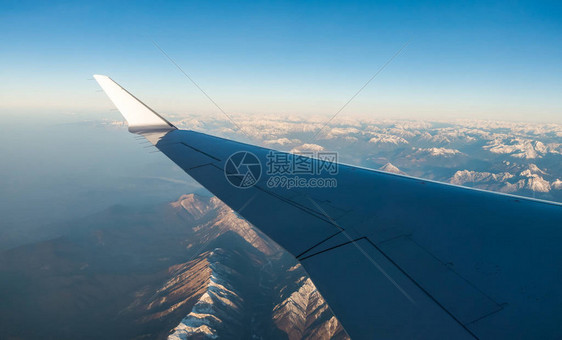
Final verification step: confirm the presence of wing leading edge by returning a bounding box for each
[95,75,562,339]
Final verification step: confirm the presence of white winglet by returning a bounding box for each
[93,75,176,134]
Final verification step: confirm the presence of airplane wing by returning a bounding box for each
[94,75,562,339]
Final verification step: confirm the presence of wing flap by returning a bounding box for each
[300,239,476,339]
[378,236,503,325]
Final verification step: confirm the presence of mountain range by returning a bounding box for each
[0,194,347,339]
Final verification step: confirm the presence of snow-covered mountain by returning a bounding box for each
[449,163,561,194]
[166,194,348,339]
[379,162,406,175]
[415,147,463,157]
[99,115,562,203]
[272,263,348,340]
[167,249,247,340]
[0,193,348,339]
[368,133,409,145]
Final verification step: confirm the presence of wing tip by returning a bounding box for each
[93,74,176,134]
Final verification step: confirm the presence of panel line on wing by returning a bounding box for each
[296,230,344,259]
[180,142,221,161]
[299,237,367,260]
[305,195,416,305]
[465,307,505,326]
[365,237,481,338]
[187,163,216,171]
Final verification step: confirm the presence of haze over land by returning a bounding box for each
[1,112,560,338]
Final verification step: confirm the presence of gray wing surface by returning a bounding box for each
[95,75,562,339]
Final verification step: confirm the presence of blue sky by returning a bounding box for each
[1,0,561,122]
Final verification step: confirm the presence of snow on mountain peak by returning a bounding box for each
[416,147,463,157]
[450,170,514,185]
[290,143,325,153]
[379,162,406,175]
[520,163,547,176]
[264,137,301,146]
[527,176,551,193]
[450,166,557,193]
[483,138,555,159]
[168,249,243,340]
[368,133,408,145]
